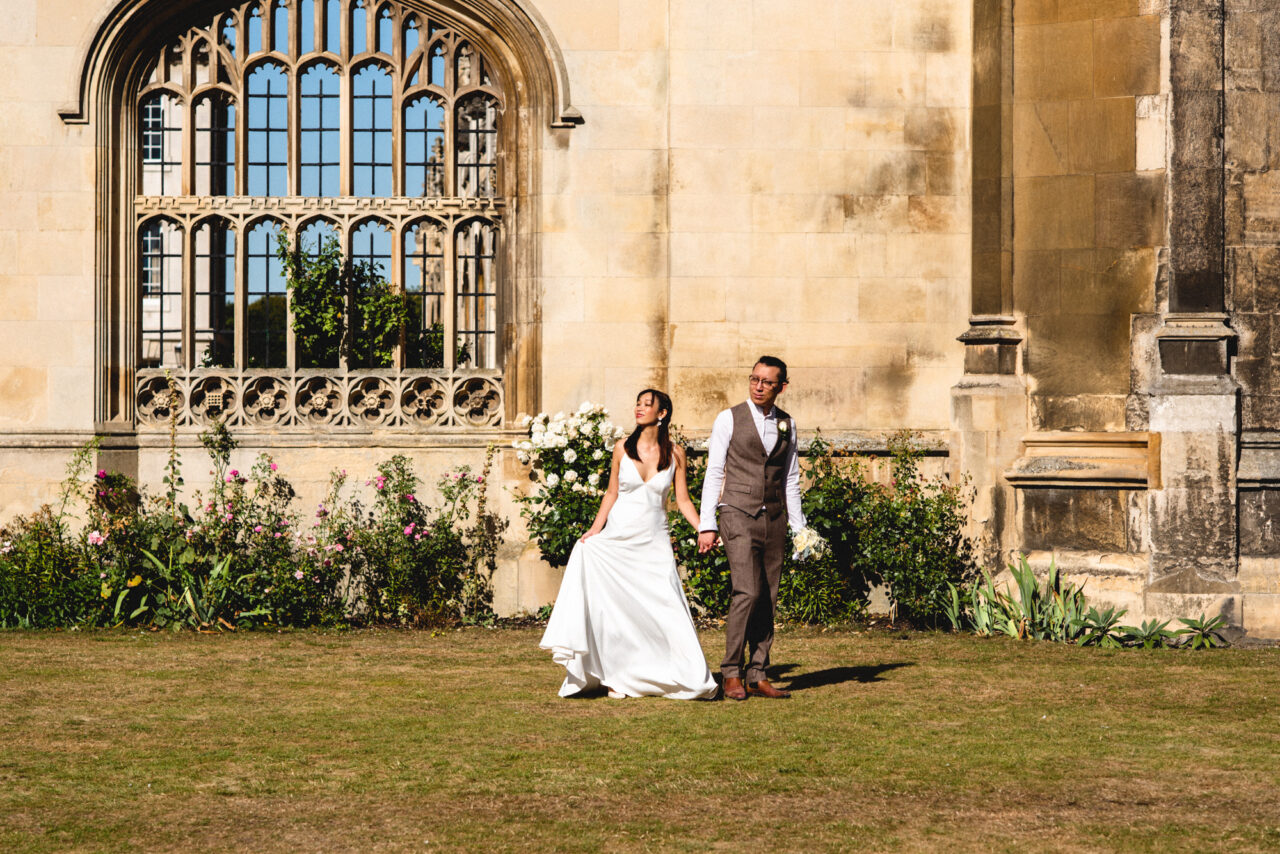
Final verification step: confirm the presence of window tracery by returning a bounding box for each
[131,0,507,430]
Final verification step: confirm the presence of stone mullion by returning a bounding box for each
[285,218,298,372]
[339,56,352,198]
[289,0,301,60]
[391,36,404,198]
[288,62,302,202]
[181,40,195,198]
[443,38,456,198]
[234,39,248,199]
[182,223,195,371]
[234,215,247,371]
[443,215,456,372]
[391,218,406,368]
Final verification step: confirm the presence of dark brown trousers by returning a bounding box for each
[718,502,787,682]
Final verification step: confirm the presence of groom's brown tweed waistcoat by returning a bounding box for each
[720,401,791,518]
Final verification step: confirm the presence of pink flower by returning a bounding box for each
[96,470,107,479]
[404,523,415,536]
[224,513,233,522]
[229,469,239,478]
[274,532,282,538]
[404,494,416,503]
[294,570,304,580]
[253,525,263,533]
[333,543,344,552]
[269,462,278,472]
[87,531,106,546]
[476,476,484,483]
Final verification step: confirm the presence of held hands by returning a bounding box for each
[697,530,721,554]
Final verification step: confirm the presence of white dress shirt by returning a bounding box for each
[698,400,806,533]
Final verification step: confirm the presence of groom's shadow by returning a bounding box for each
[765,661,914,692]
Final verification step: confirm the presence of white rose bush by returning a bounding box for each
[512,403,626,566]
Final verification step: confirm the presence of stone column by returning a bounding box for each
[1141,0,1241,623]
[951,316,1026,569]
[954,0,1026,570]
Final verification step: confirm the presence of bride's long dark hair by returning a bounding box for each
[624,388,674,472]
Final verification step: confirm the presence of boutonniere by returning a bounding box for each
[778,420,789,439]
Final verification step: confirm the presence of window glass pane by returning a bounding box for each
[455,220,497,369]
[377,6,393,54]
[300,219,339,255]
[430,43,445,86]
[195,94,236,196]
[404,221,445,368]
[324,0,340,52]
[352,65,392,196]
[273,0,290,54]
[351,219,391,281]
[194,41,212,87]
[351,220,392,368]
[351,0,367,54]
[404,96,444,198]
[140,92,183,196]
[248,5,264,54]
[220,15,237,57]
[300,64,340,196]
[140,219,184,369]
[247,63,289,196]
[455,94,498,199]
[297,220,341,366]
[246,220,287,368]
[194,221,236,368]
[300,0,315,52]
[403,15,419,56]
[456,44,477,88]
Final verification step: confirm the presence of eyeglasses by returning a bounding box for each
[748,375,782,389]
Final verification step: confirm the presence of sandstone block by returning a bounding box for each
[1013,102,1070,178]
[1013,175,1095,251]
[1014,21,1093,103]
[669,277,728,323]
[1068,97,1136,174]
[1093,15,1161,97]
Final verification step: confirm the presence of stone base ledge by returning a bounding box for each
[1004,432,1160,489]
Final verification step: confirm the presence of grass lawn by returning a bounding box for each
[2,627,1279,853]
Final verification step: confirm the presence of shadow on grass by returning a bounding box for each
[769,662,914,692]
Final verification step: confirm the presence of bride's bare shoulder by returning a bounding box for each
[671,444,687,464]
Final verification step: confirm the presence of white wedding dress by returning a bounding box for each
[539,455,718,699]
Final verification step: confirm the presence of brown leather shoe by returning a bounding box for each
[723,676,747,701]
[747,679,791,699]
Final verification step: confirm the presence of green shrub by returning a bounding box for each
[512,405,625,568]
[0,422,503,630]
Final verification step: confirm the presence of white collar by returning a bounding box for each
[747,399,776,420]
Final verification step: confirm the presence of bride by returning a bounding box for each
[539,389,719,700]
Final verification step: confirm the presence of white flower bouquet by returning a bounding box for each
[791,525,829,562]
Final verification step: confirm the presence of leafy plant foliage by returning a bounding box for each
[277,233,409,368]
[946,554,1230,650]
[0,414,504,630]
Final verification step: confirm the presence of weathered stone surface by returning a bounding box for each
[1239,489,1280,555]
[1020,487,1131,552]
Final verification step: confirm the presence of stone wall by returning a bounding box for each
[0,0,975,615]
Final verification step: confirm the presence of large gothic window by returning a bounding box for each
[132,0,506,430]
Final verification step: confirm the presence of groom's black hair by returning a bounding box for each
[755,355,788,383]
[625,389,674,472]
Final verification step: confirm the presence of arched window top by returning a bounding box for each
[61,0,582,127]
[74,0,576,430]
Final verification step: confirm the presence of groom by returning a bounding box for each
[698,356,806,701]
